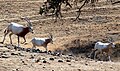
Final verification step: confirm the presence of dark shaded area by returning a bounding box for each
[63,39,95,54]
[112,1,120,4]
[66,43,95,54]
[61,38,120,61]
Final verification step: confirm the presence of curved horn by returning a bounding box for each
[22,17,32,26]
[108,37,113,43]
[49,33,53,39]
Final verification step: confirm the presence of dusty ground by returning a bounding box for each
[0,0,120,71]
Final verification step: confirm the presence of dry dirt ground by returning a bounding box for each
[0,0,120,71]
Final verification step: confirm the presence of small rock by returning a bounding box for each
[56,53,61,56]
[11,53,18,55]
[68,64,71,65]
[52,51,61,56]
[3,51,6,53]
[66,60,71,62]
[16,68,19,71]
[110,66,113,69]
[44,51,47,53]
[19,53,24,56]
[35,58,41,63]
[0,52,3,55]
[12,68,19,71]
[36,49,41,53]
[21,48,26,51]
[14,46,18,50]
[1,55,9,58]
[75,59,78,61]
[43,60,47,63]
[85,63,88,66]
[18,47,23,51]
[49,58,54,61]
[68,54,73,56]
[26,48,31,52]
[12,69,16,71]
[78,69,81,71]
[48,50,52,54]
[81,56,84,58]
[58,60,63,62]
[29,55,34,59]
[22,60,27,65]
[95,60,97,62]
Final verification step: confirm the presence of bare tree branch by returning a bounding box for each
[74,0,88,21]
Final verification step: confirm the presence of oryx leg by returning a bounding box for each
[31,44,36,52]
[1,30,10,44]
[17,36,20,47]
[22,36,26,44]
[44,46,48,54]
[9,33,13,44]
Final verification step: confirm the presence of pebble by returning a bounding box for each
[43,60,47,63]
[66,60,71,62]
[78,69,81,71]
[1,55,9,58]
[36,49,41,53]
[68,54,73,56]
[58,60,63,62]
[18,53,24,56]
[68,64,71,65]
[29,55,34,59]
[85,63,88,66]
[49,58,54,61]
[21,48,26,51]
[11,53,18,55]
[12,68,19,71]
[26,48,31,52]
[35,58,41,63]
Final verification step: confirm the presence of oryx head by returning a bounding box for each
[49,33,53,44]
[108,37,115,48]
[22,17,34,33]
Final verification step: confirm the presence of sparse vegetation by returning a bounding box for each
[0,0,120,71]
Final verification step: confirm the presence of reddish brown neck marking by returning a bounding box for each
[17,27,29,37]
[42,38,52,47]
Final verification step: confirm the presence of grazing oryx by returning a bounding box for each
[90,41,115,61]
[0,17,34,47]
[31,34,53,53]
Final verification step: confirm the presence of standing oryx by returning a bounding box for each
[31,33,53,53]
[89,38,115,61]
[0,17,34,47]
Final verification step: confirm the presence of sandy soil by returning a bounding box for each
[0,0,120,71]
